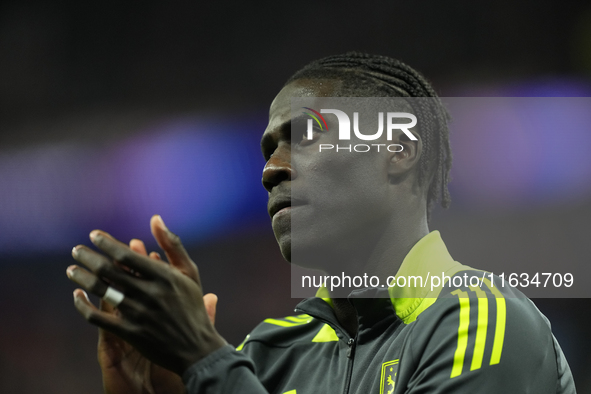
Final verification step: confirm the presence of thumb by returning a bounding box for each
[203,293,218,325]
[150,215,200,282]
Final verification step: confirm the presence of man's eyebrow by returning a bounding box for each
[260,116,300,153]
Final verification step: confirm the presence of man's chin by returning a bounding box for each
[272,230,291,262]
[288,246,337,271]
[276,239,326,269]
[279,243,291,263]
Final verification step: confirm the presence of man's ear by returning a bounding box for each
[387,129,422,178]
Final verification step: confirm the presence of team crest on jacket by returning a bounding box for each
[380,359,399,394]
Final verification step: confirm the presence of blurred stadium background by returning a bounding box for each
[1,1,590,392]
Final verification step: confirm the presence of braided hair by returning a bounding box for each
[285,52,452,215]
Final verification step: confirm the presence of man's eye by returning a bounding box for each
[299,125,323,146]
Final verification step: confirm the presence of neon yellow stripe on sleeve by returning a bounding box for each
[264,317,312,327]
[285,315,312,323]
[450,289,470,378]
[482,278,506,365]
[468,286,489,371]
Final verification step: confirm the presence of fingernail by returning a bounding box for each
[73,289,86,301]
[66,265,75,278]
[72,246,78,257]
[82,290,90,301]
[156,215,169,231]
[89,230,99,241]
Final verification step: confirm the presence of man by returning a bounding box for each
[67,52,576,393]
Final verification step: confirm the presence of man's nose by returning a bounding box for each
[262,144,295,192]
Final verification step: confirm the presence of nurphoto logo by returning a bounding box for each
[302,107,417,153]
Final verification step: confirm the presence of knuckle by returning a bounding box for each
[120,303,140,320]
[132,306,151,324]
[113,248,131,263]
[134,283,163,308]
[85,310,99,324]
[149,283,167,299]
[94,260,110,276]
[89,279,104,295]
[92,233,105,247]
[169,233,182,247]
[130,323,147,338]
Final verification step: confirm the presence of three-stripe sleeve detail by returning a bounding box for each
[450,279,506,378]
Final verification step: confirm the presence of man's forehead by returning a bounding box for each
[266,79,342,131]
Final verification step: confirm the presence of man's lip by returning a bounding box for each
[268,197,306,218]
[275,206,291,216]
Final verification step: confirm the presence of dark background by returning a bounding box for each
[1,1,590,393]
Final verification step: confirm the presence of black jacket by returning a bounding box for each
[183,232,575,393]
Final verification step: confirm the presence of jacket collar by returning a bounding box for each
[296,231,470,327]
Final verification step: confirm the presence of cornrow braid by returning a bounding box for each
[285,52,452,216]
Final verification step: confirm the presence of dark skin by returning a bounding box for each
[68,78,430,393]
[68,215,223,394]
[262,79,430,335]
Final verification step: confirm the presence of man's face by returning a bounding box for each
[261,79,399,270]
